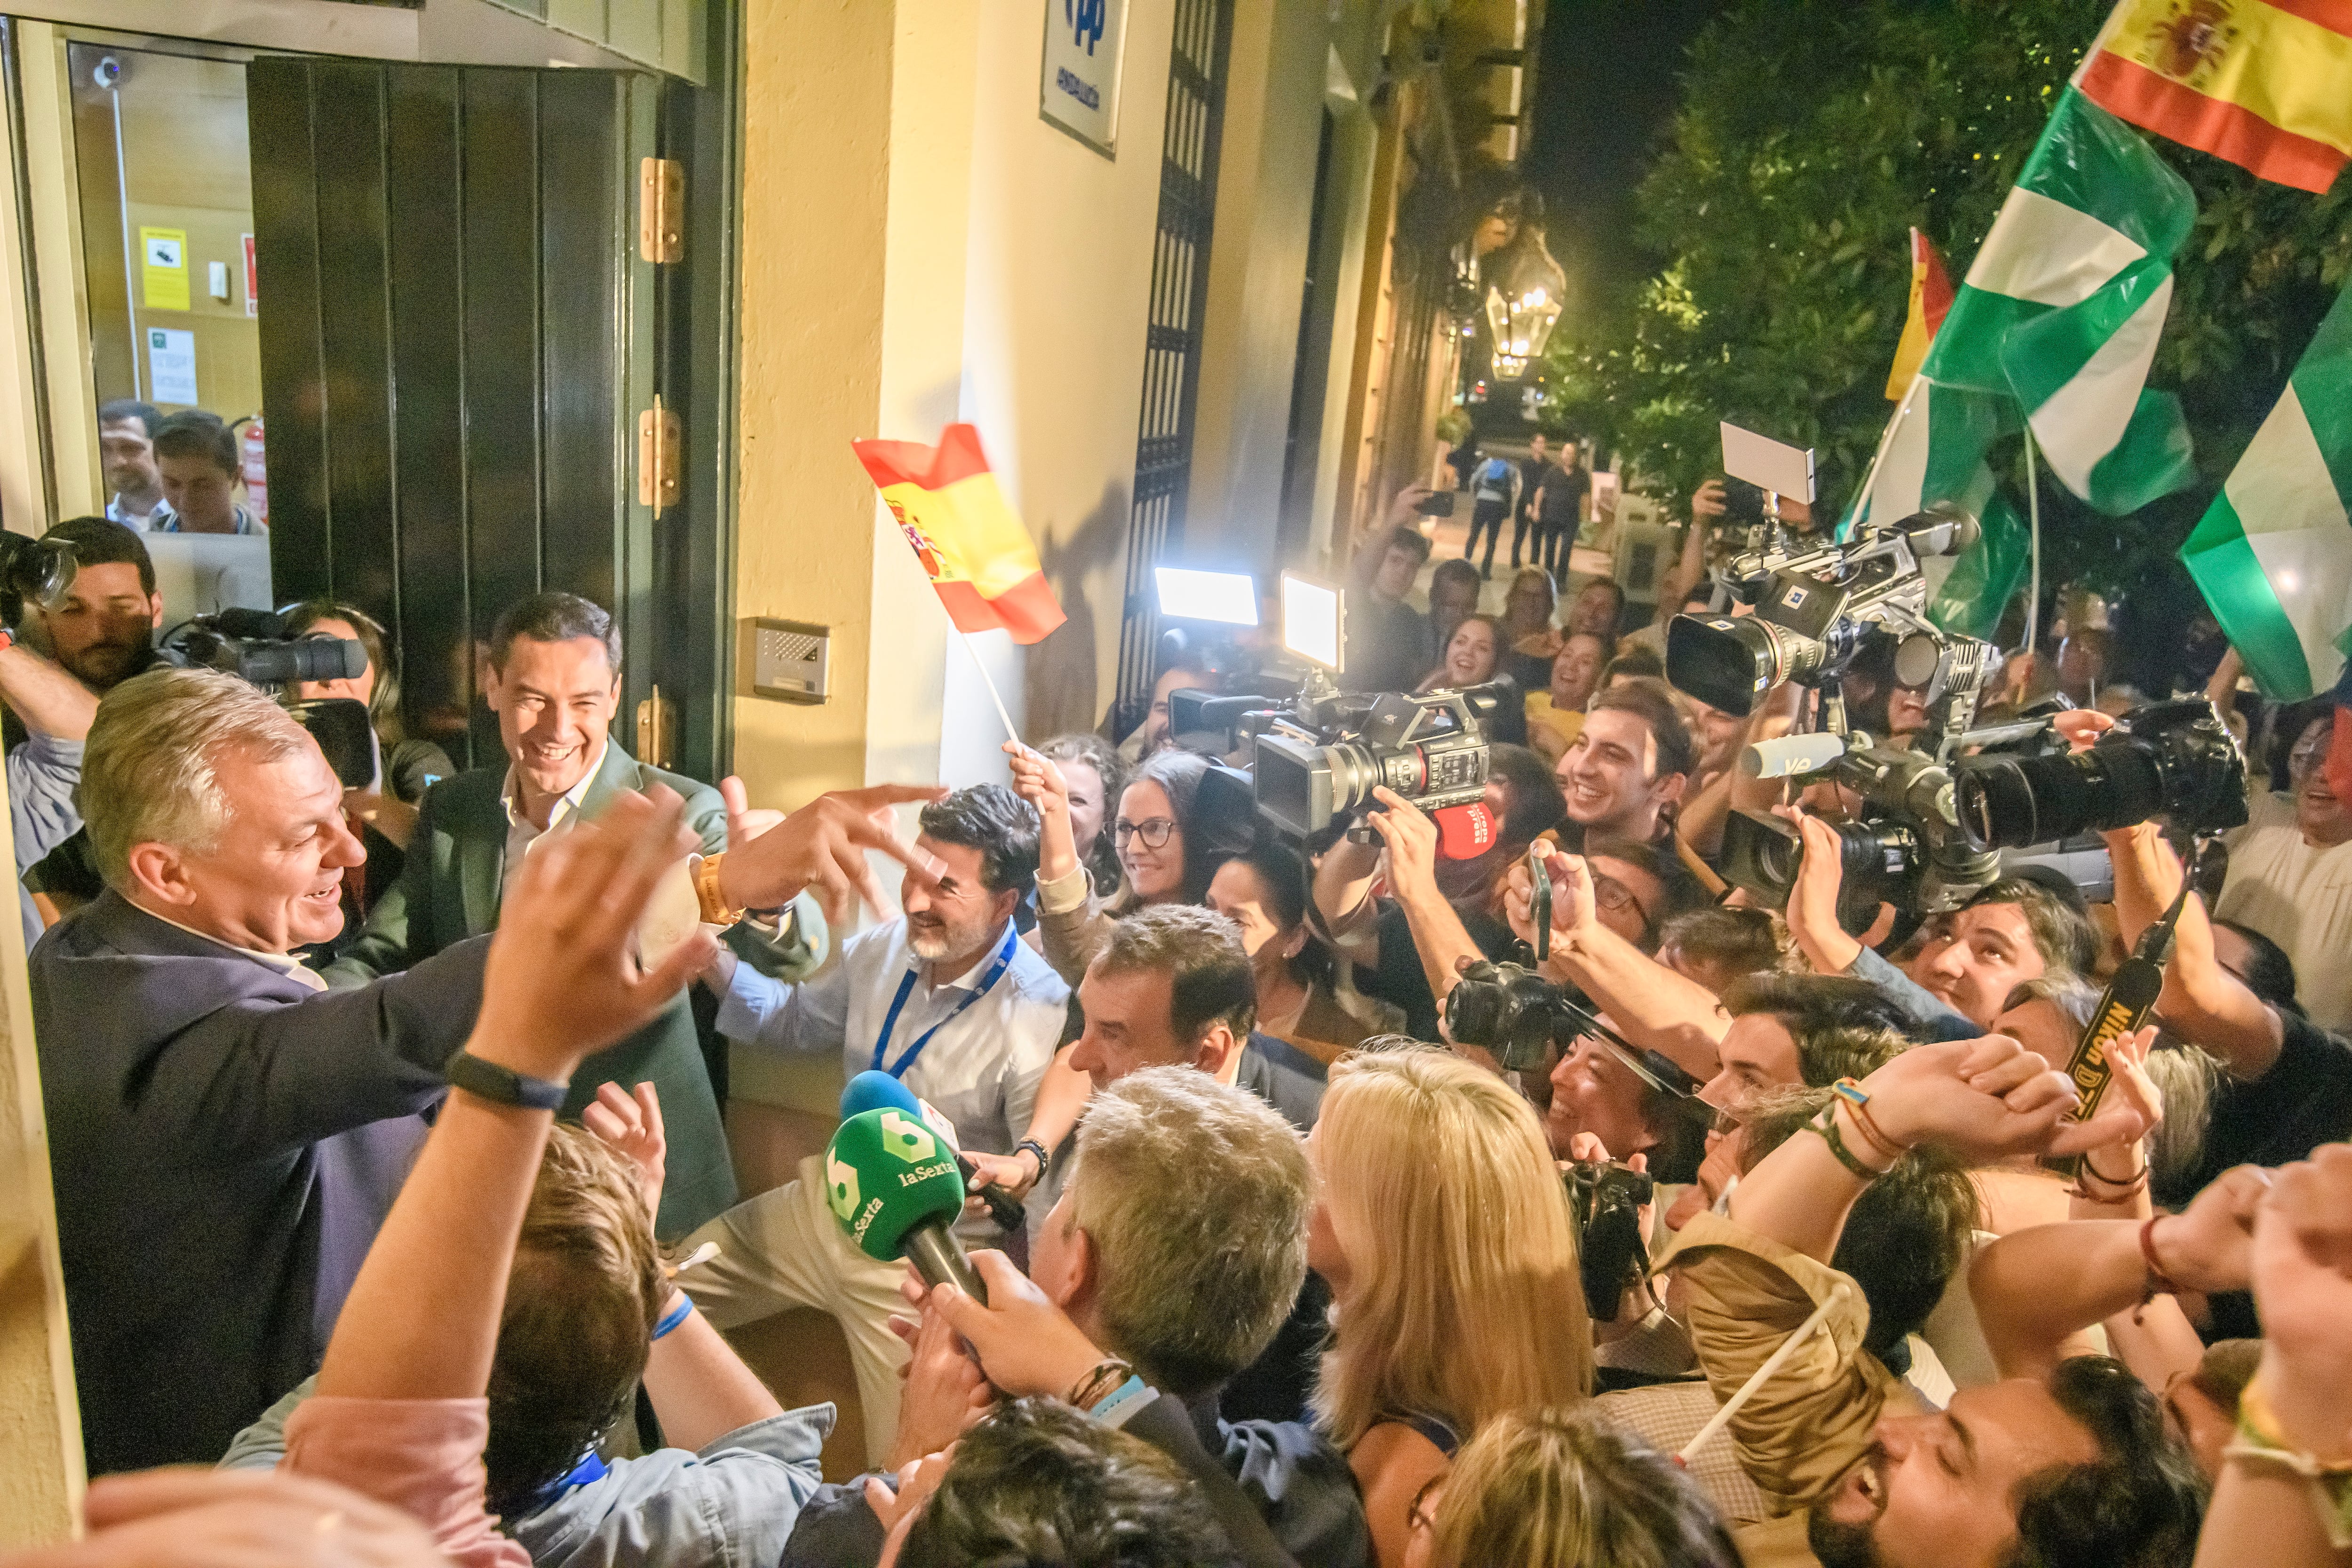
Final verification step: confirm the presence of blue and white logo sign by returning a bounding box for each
[1040,0,1128,157]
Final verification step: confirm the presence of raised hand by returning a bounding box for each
[862,1446,955,1546]
[2145,1163,2269,1296]
[475,786,715,1085]
[1858,1035,2081,1164]
[1784,809,1863,975]
[581,1080,667,1224]
[1364,788,1442,905]
[888,1297,994,1469]
[1503,842,1597,951]
[712,781,949,926]
[1003,742,1081,885]
[718,774,786,844]
[2249,1144,2352,1456]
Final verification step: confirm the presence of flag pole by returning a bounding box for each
[2023,427,2044,657]
[954,627,1023,746]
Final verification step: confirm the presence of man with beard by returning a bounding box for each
[1658,1035,2205,1568]
[675,783,1070,1469]
[1,516,165,948]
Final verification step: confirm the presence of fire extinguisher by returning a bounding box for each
[239,416,268,524]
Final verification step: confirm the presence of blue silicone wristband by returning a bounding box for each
[652,1296,693,1340]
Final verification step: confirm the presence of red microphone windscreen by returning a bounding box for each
[1431,801,1498,861]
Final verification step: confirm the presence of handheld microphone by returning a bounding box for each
[1741,732,1848,779]
[1431,801,1498,860]
[825,1108,987,1302]
[840,1071,1027,1233]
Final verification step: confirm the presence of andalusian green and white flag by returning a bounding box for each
[2181,284,2352,701]
[1850,89,2198,634]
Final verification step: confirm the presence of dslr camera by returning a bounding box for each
[1954,697,2247,850]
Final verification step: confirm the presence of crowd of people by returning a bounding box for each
[3,427,2351,1568]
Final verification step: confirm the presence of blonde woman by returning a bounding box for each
[1406,1407,1739,1568]
[1310,1047,1594,1567]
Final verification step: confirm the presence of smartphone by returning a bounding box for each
[1414,491,1456,517]
[1529,847,1552,964]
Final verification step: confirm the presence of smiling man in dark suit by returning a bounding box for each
[324,591,825,1236]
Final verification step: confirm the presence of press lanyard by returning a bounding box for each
[871,924,1018,1080]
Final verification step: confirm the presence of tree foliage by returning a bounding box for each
[1544,0,2352,599]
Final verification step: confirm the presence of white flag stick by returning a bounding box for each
[955,628,1021,746]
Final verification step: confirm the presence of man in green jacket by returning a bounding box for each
[325,591,823,1234]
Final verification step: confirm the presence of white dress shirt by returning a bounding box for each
[137,903,329,992]
[499,740,607,895]
[716,916,1070,1174]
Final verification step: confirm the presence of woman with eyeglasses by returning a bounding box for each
[1007,743,1241,987]
[1310,1046,1594,1568]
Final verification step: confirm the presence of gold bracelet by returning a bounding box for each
[693,852,744,927]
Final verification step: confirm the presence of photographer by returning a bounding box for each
[2,517,163,946]
[1783,808,2092,1035]
[1311,752,1563,1041]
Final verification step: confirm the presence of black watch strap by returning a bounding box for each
[444,1048,569,1111]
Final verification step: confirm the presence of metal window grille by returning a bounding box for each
[1113,0,1234,717]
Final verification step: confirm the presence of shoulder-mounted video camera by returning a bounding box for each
[1172,671,1517,843]
[160,608,377,788]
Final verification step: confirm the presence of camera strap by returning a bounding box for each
[872,924,1018,1081]
[2042,844,2206,1174]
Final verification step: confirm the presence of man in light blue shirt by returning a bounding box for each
[678,784,1069,1468]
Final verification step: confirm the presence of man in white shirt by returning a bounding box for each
[677,784,1069,1467]
[2214,722,2352,1032]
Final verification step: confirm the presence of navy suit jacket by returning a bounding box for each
[30,892,488,1474]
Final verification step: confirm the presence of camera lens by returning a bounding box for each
[1442,979,1503,1048]
[1954,743,2165,849]
[1667,616,1775,716]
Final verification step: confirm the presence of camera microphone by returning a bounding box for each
[1886,501,1980,559]
[840,1070,1027,1233]
[1430,801,1497,861]
[1741,732,1848,779]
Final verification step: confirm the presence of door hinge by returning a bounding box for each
[636,684,678,769]
[638,392,682,516]
[638,156,684,263]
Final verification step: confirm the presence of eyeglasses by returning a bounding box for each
[1114,817,1176,849]
[1590,871,1653,929]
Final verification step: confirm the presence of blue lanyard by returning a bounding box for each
[871,925,1018,1080]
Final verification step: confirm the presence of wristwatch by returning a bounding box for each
[444,1048,569,1110]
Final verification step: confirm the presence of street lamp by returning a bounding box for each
[1483,227,1565,380]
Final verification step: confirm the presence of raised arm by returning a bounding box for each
[2104,821,2282,1077]
[1501,843,1727,1074]
[581,1081,784,1450]
[0,639,100,740]
[2194,1145,2352,1568]
[1362,788,1487,1007]
[1311,829,1386,968]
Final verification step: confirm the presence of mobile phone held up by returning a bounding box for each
[1414,491,1456,517]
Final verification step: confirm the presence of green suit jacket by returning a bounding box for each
[321,741,825,1235]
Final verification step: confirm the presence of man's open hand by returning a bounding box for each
[714,781,948,926]
[582,1080,667,1225]
[474,786,715,1084]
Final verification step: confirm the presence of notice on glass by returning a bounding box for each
[1039,0,1127,158]
[141,228,190,312]
[148,326,197,406]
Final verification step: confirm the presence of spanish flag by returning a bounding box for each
[2077,0,2352,194]
[1884,228,1955,401]
[852,424,1066,645]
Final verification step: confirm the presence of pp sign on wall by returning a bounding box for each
[1040,0,1127,157]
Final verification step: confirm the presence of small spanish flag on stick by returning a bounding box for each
[852,423,1066,645]
[1883,228,1955,402]
[2077,0,2352,194]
